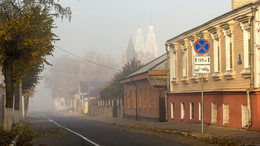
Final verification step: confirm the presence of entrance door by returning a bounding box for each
[159,97,166,121]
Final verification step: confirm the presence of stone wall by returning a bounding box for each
[86,98,123,118]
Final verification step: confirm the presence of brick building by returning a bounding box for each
[120,54,168,121]
[166,0,260,130]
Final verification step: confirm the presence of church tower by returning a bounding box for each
[126,37,137,62]
[145,24,158,57]
[135,27,145,53]
[232,0,259,10]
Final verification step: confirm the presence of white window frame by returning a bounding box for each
[213,38,220,72]
[182,46,187,77]
[190,102,194,120]
[211,103,217,124]
[223,104,229,126]
[241,105,249,128]
[225,33,233,71]
[240,23,250,69]
[171,102,174,119]
[180,102,185,120]
[190,41,196,76]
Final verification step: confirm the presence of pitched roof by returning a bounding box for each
[122,53,167,80]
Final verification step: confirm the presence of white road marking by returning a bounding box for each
[41,114,100,146]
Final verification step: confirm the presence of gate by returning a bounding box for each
[113,100,118,118]
[159,97,166,122]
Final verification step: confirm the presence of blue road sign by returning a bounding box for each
[194,39,210,55]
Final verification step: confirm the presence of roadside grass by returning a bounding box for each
[0,123,33,146]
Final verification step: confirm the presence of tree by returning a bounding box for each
[100,58,141,99]
[0,0,71,132]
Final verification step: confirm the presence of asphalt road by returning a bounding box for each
[31,112,186,146]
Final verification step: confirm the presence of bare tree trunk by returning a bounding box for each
[3,59,14,132]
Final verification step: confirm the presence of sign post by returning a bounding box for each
[194,39,210,134]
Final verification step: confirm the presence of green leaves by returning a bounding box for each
[100,58,141,99]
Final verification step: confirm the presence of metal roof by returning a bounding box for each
[122,53,167,80]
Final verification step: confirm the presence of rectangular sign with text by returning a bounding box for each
[194,56,210,65]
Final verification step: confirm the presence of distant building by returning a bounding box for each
[120,54,168,121]
[122,24,159,66]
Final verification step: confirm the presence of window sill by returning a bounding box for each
[181,76,188,84]
[223,70,234,80]
[190,75,198,83]
[211,72,222,81]
[171,78,177,85]
[240,68,250,78]
[199,74,208,81]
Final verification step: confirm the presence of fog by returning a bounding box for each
[29,0,231,112]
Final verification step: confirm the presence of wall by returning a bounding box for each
[86,98,123,118]
[170,20,250,93]
[123,79,163,120]
[167,91,260,130]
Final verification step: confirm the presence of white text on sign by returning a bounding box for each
[194,56,210,65]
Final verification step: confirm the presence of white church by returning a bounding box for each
[122,24,159,65]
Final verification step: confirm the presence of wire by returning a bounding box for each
[55,45,119,72]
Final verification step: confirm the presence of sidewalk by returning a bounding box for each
[64,113,260,146]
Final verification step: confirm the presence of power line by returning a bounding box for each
[55,45,119,72]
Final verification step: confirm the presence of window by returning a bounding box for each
[129,91,132,108]
[211,103,217,124]
[214,39,220,72]
[149,88,152,107]
[182,47,187,77]
[134,90,136,108]
[139,89,142,107]
[181,102,185,119]
[125,91,128,109]
[223,104,229,125]
[190,102,194,120]
[225,34,233,71]
[144,89,147,108]
[241,105,249,127]
[171,102,174,119]
[230,37,233,69]
[218,45,220,71]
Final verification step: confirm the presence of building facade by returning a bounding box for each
[120,54,168,121]
[166,1,260,130]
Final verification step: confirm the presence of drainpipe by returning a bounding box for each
[165,43,170,121]
[131,77,138,120]
[246,6,256,128]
